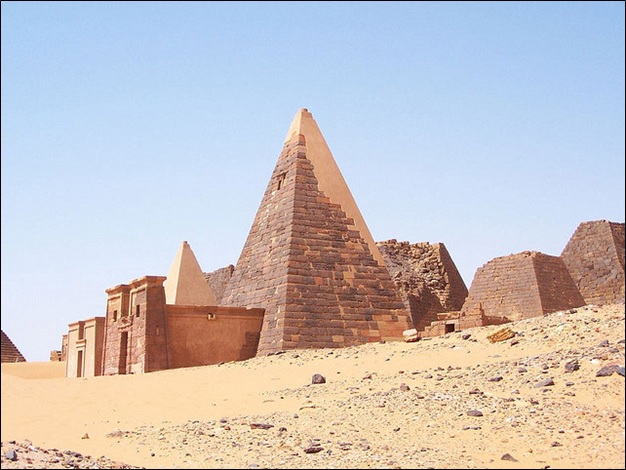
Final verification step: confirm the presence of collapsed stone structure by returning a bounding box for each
[1,330,26,363]
[204,265,235,302]
[377,240,468,332]
[560,220,625,305]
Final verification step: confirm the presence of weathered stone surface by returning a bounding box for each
[461,251,585,325]
[204,265,235,304]
[312,373,326,384]
[487,327,515,343]
[377,240,468,332]
[560,220,625,305]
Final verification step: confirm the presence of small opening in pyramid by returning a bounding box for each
[276,172,286,190]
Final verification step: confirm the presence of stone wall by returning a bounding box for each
[204,264,235,303]
[560,220,625,305]
[461,251,585,324]
[377,240,468,332]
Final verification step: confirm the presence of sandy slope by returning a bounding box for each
[1,303,624,469]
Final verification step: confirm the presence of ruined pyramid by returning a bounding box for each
[164,241,217,305]
[460,250,586,324]
[221,108,412,354]
[560,220,625,305]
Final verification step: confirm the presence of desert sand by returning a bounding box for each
[2,303,624,469]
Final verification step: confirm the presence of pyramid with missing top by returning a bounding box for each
[221,108,412,355]
[164,240,217,305]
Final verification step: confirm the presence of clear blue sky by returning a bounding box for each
[2,2,624,362]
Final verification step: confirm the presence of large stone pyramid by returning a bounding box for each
[1,330,26,363]
[560,220,625,305]
[221,108,412,354]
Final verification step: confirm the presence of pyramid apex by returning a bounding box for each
[284,108,313,143]
[164,240,217,305]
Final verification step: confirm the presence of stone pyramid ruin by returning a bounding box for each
[377,240,468,332]
[164,240,217,305]
[221,108,412,354]
[1,330,26,363]
[560,220,625,305]
[460,250,586,324]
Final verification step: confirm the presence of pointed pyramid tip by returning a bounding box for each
[284,107,313,143]
[165,240,217,305]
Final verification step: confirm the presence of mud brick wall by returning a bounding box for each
[377,240,468,332]
[560,220,625,305]
[221,134,411,354]
[1,330,26,363]
[204,264,235,303]
[165,305,264,368]
[461,251,585,324]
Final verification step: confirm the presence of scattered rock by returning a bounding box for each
[303,446,324,454]
[403,329,419,342]
[487,328,515,343]
[534,378,555,387]
[564,359,580,373]
[250,423,274,430]
[596,365,620,377]
[311,373,326,384]
[501,453,518,462]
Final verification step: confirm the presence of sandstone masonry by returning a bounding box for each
[560,220,625,305]
[377,240,468,332]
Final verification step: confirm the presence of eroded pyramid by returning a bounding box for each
[221,108,412,354]
[560,220,625,305]
[460,251,586,323]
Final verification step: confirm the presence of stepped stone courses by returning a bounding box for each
[560,220,625,305]
[461,250,586,324]
[377,240,468,332]
[221,109,412,354]
[1,330,26,363]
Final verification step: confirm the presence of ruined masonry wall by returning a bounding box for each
[204,265,235,304]
[560,220,625,305]
[377,240,468,332]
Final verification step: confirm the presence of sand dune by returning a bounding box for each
[2,303,624,469]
